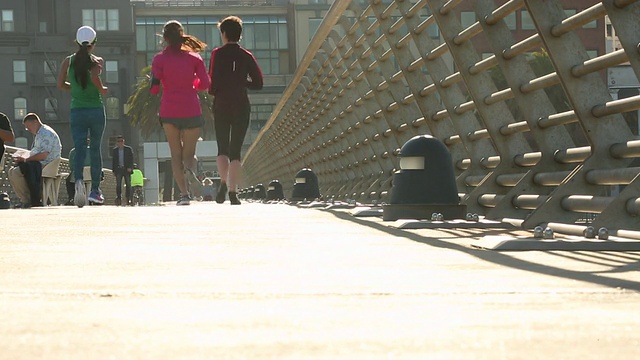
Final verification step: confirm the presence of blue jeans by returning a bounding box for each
[70,107,106,192]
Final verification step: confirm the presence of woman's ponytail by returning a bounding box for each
[73,43,96,90]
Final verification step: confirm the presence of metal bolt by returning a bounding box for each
[533,226,544,238]
[543,227,554,239]
[431,212,439,221]
[583,226,596,239]
[598,227,609,240]
[472,213,479,222]
[436,213,444,221]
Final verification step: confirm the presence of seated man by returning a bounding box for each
[8,113,62,208]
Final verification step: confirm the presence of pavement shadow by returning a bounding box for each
[323,209,640,293]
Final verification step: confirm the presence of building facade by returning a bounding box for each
[0,0,136,161]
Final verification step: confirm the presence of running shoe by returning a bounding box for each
[176,194,191,206]
[229,191,241,205]
[74,179,86,208]
[184,169,203,198]
[88,191,104,205]
[216,182,228,204]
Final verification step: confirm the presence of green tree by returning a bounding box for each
[126,66,214,139]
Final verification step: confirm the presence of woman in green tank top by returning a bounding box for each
[57,26,109,208]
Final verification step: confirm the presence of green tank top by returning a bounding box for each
[69,55,104,109]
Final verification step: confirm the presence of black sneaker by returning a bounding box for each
[176,194,191,206]
[229,191,241,205]
[216,182,228,204]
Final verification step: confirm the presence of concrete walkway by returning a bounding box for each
[1,202,639,359]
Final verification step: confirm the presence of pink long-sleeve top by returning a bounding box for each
[150,46,211,118]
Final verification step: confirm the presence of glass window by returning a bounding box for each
[95,10,107,31]
[2,10,14,31]
[278,23,288,49]
[45,98,57,121]
[107,9,119,31]
[584,19,597,29]
[136,27,147,52]
[461,12,476,29]
[136,15,288,74]
[82,10,94,27]
[105,97,119,120]
[82,9,119,31]
[270,24,279,49]
[13,60,26,83]
[504,12,516,30]
[105,60,118,83]
[14,98,27,121]
[44,61,57,83]
[521,10,535,30]
[255,24,270,49]
[420,15,439,39]
[243,25,255,48]
[308,19,322,41]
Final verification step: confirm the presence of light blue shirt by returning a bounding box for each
[32,124,62,166]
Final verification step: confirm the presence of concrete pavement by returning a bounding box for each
[1,202,639,359]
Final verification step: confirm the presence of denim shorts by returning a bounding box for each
[159,115,204,130]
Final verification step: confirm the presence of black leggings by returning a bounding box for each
[214,109,250,161]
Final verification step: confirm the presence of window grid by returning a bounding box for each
[105,60,119,83]
[14,98,27,121]
[45,98,58,121]
[135,16,289,75]
[82,9,119,31]
[105,97,120,120]
[1,10,13,31]
[13,60,26,83]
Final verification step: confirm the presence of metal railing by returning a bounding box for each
[242,0,640,236]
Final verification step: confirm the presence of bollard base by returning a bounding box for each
[382,203,467,221]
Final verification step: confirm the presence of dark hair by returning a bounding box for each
[219,16,243,42]
[73,42,98,90]
[163,20,207,53]
[23,113,41,123]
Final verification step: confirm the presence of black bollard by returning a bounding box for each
[383,135,466,221]
[267,180,285,201]
[0,192,10,209]
[291,168,320,201]
[254,184,267,200]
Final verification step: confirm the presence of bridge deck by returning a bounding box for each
[2,202,640,358]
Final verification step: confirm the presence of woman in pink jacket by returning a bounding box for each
[151,20,211,205]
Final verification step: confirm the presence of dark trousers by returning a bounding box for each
[115,168,131,201]
[66,177,75,200]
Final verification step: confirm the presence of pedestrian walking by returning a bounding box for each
[57,25,108,207]
[208,16,263,205]
[150,20,210,206]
